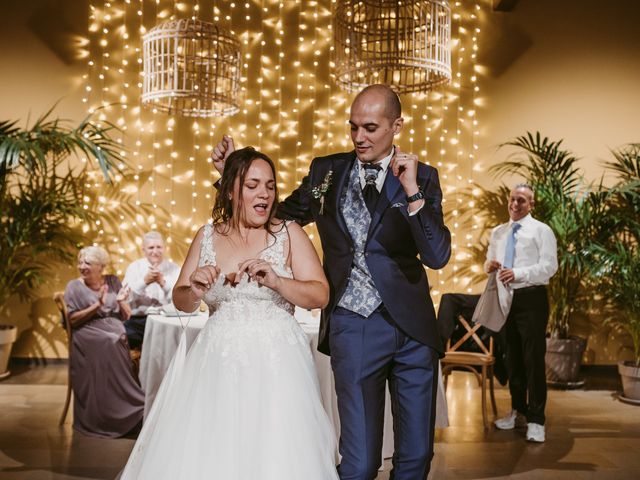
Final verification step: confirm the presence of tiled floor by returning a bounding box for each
[1,363,638,479]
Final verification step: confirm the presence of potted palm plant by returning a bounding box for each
[0,108,123,377]
[596,144,640,402]
[596,241,640,402]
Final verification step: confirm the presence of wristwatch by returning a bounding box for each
[406,190,425,203]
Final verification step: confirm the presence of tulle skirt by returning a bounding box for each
[120,304,338,480]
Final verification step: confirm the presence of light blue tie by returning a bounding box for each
[503,223,521,269]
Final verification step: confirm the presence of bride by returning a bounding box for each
[120,147,339,479]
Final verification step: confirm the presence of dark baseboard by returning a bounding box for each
[580,364,622,391]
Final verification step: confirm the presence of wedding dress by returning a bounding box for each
[120,223,339,479]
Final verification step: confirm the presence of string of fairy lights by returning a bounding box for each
[81,0,488,301]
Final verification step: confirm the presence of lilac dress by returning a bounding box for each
[64,275,144,438]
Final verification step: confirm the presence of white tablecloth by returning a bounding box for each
[139,308,448,461]
[296,315,395,460]
[139,311,209,418]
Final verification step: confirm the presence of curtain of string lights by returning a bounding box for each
[81,0,487,303]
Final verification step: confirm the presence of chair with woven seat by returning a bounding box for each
[441,314,497,429]
[53,292,73,426]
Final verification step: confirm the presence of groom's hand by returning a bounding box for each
[390,146,420,197]
[391,146,423,213]
[211,135,236,175]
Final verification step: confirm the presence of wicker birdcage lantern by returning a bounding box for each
[142,18,241,117]
[333,0,452,94]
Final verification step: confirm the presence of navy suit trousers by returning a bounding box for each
[330,306,439,480]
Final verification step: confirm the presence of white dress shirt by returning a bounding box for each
[123,258,180,316]
[356,146,423,216]
[485,213,558,289]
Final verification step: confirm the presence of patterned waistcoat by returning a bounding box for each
[336,162,383,317]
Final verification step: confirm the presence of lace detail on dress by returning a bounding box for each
[198,223,217,268]
[195,221,306,379]
[261,222,290,269]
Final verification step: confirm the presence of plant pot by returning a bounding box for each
[545,335,587,387]
[618,360,640,402]
[0,324,18,380]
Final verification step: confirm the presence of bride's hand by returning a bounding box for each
[237,259,281,290]
[189,265,221,298]
[211,135,235,175]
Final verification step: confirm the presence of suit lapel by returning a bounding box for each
[330,152,356,236]
[368,170,402,238]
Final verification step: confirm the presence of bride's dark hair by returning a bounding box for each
[211,146,281,235]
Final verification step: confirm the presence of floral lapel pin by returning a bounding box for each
[311,170,333,214]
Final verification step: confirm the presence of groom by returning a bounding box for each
[212,84,450,479]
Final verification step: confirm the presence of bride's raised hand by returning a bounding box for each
[210,135,235,175]
[188,265,221,298]
[237,258,281,290]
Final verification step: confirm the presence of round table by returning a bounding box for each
[139,308,448,461]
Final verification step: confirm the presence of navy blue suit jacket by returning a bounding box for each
[278,151,451,356]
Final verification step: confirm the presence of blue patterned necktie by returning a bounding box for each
[362,163,382,215]
[503,223,522,269]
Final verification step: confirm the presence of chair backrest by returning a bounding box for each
[53,292,72,347]
[54,291,74,425]
[447,315,493,356]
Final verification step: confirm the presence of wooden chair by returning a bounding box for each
[441,315,498,429]
[53,292,73,426]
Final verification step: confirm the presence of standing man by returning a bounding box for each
[486,184,557,443]
[123,231,180,349]
[212,84,450,479]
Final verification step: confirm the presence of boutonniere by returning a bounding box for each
[311,170,333,214]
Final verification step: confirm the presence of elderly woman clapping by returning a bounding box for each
[63,246,144,438]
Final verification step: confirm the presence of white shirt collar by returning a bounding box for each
[508,213,532,227]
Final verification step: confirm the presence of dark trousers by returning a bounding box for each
[123,315,147,350]
[330,306,439,480]
[437,293,508,385]
[504,286,549,425]
[436,293,480,343]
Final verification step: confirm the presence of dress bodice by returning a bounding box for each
[198,222,295,316]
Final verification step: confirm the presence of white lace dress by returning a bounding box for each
[120,224,339,480]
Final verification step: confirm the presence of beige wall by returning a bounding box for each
[1,0,638,363]
[0,1,88,359]
[0,1,87,124]
[478,0,640,178]
[476,0,640,363]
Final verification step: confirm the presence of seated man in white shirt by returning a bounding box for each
[123,231,180,349]
[485,184,557,443]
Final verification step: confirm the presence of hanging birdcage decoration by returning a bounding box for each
[142,18,241,117]
[333,0,452,94]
